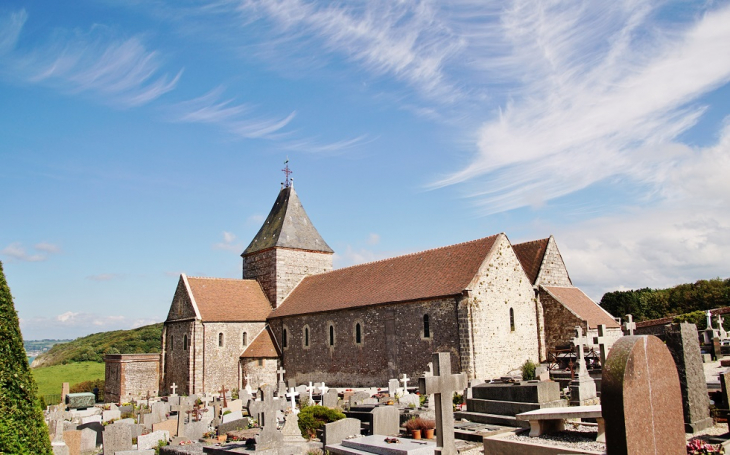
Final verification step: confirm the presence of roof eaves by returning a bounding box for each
[182,273,202,320]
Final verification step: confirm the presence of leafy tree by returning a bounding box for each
[0,261,52,454]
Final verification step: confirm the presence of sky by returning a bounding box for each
[2,0,729,340]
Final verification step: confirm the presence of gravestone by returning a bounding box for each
[569,326,598,405]
[323,417,362,446]
[227,399,243,413]
[76,422,103,447]
[399,394,420,408]
[719,314,728,339]
[322,389,339,408]
[239,389,252,406]
[62,382,70,405]
[137,430,170,450]
[281,411,307,445]
[664,322,713,433]
[80,414,102,425]
[593,324,608,366]
[102,423,132,455]
[153,418,178,437]
[253,384,284,450]
[371,406,400,436]
[400,374,410,395]
[602,335,685,455]
[349,392,371,408]
[102,409,121,422]
[277,367,287,397]
[79,428,97,453]
[62,429,81,455]
[218,417,251,434]
[721,371,730,409]
[66,393,95,410]
[388,379,399,396]
[286,387,300,414]
[419,352,467,455]
[222,410,244,424]
[623,314,636,336]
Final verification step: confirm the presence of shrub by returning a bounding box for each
[419,419,435,430]
[521,359,537,381]
[298,405,345,439]
[404,418,420,432]
[0,261,53,454]
[452,392,463,406]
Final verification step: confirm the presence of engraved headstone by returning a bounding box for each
[102,423,132,455]
[62,429,81,455]
[79,428,97,453]
[388,379,399,396]
[322,389,339,409]
[152,418,178,438]
[602,335,685,455]
[371,406,399,436]
[322,417,362,446]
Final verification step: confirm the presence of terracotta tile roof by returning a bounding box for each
[241,327,281,358]
[269,234,500,318]
[187,277,272,322]
[512,238,550,285]
[542,286,620,328]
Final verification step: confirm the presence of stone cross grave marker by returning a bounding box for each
[570,326,597,405]
[306,382,314,403]
[593,324,608,367]
[286,387,300,414]
[388,379,399,396]
[400,374,410,395]
[277,367,286,383]
[623,314,636,336]
[219,384,229,408]
[718,314,727,339]
[277,367,287,397]
[170,382,178,395]
[572,326,589,376]
[707,310,713,329]
[317,382,329,404]
[253,384,284,450]
[244,375,253,394]
[602,335,686,454]
[419,352,467,455]
[424,361,435,410]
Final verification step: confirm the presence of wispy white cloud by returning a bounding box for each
[366,233,380,246]
[0,9,181,107]
[431,2,730,214]
[20,311,160,339]
[86,273,122,282]
[212,231,243,252]
[1,242,61,262]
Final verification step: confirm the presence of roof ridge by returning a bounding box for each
[186,276,254,282]
[324,233,501,274]
[514,237,550,246]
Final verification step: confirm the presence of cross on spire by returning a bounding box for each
[419,352,467,455]
[282,159,292,188]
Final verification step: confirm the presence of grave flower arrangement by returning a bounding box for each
[687,439,724,454]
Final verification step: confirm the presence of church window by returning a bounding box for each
[423,314,431,338]
[283,328,288,348]
[243,332,248,346]
[355,323,362,344]
[329,324,334,346]
[258,359,264,366]
[304,327,310,347]
[510,308,515,332]
[183,334,188,351]
[219,332,224,347]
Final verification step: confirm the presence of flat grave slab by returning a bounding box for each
[327,435,435,455]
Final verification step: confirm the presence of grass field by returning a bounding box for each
[31,361,105,397]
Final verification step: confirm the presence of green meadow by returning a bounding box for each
[31,362,105,397]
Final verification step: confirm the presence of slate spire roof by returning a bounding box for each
[242,185,334,256]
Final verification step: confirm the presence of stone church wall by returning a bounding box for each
[270,297,460,387]
[244,248,332,307]
[161,320,197,395]
[536,238,572,287]
[465,235,541,379]
[104,354,160,403]
[241,358,278,391]
[202,322,267,394]
[540,289,583,353]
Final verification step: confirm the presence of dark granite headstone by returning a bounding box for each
[602,335,685,455]
[664,323,713,433]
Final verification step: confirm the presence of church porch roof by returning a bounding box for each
[541,285,620,329]
[186,277,272,322]
[269,234,500,318]
[241,326,281,358]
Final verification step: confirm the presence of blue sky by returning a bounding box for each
[2,0,729,340]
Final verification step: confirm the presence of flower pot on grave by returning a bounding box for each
[218,435,227,443]
[422,429,434,439]
[411,430,422,440]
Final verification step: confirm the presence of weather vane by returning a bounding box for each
[282,157,292,188]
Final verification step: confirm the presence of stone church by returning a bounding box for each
[159,180,621,395]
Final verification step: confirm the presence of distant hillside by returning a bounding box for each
[599,278,730,327]
[31,323,163,368]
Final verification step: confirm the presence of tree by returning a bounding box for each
[0,261,52,454]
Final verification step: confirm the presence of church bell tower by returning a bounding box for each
[242,167,334,308]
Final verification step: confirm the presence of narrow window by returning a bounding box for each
[170,335,174,351]
[329,325,334,346]
[183,334,188,351]
[283,329,288,348]
[355,323,362,344]
[510,308,515,332]
[219,332,224,347]
[305,327,309,346]
[258,359,264,366]
[423,314,430,338]
[243,332,248,346]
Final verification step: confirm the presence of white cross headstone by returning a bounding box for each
[623,314,636,336]
[170,383,178,396]
[306,382,314,403]
[419,352,467,455]
[593,324,608,366]
[400,374,410,395]
[318,383,329,397]
[718,314,727,339]
[285,387,300,414]
[244,375,253,394]
[707,310,713,329]
[277,368,286,383]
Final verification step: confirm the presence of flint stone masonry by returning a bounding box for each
[602,335,685,455]
[104,353,160,403]
[663,323,713,433]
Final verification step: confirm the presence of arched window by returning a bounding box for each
[242,332,248,346]
[219,332,224,347]
[304,327,310,347]
[423,314,431,338]
[183,334,188,351]
[329,325,334,346]
[283,328,288,348]
[355,323,362,344]
[510,308,515,332]
[170,335,174,351]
